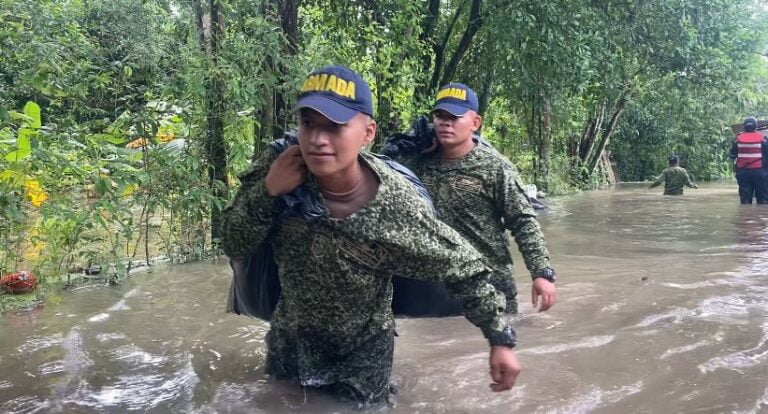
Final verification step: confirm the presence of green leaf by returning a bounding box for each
[9,111,34,124]
[4,129,33,161]
[23,101,41,129]
[95,177,110,196]
[92,133,127,145]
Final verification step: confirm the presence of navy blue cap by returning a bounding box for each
[296,65,373,124]
[668,154,679,163]
[432,83,479,116]
[744,117,758,132]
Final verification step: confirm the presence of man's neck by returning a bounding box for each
[317,161,362,194]
[441,138,476,161]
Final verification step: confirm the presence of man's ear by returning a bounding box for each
[471,113,483,132]
[363,117,377,146]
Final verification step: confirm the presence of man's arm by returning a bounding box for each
[382,200,521,390]
[684,170,697,188]
[495,164,557,311]
[649,171,665,188]
[495,164,551,275]
[381,193,513,340]
[219,148,280,260]
[730,139,738,160]
[762,139,768,165]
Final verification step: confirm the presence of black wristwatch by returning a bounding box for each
[532,267,557,283]
[487,326,517,348]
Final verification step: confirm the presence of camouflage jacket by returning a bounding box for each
[219,148,509,388]
[393,144,552,280]
[650,166,697,195]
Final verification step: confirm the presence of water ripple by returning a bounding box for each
[740,384,768,414]
[636,307,693,327]
[16,333,64,354]
[60,355,199,411]
[520,336,614,355]
[698,323,768,373]
[545,381,643,414]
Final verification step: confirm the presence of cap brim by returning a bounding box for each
[295,95,358,124]
[432,102,470,116]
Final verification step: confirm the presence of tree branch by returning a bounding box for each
[426,0,467,94]
[439,0,483,87]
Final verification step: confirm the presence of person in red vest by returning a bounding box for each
[730,117,768,204]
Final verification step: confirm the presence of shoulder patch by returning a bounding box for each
[337,236,389,270]
[453,175,484,194]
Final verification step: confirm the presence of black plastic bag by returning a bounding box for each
[391,277,462,317]
[227,241,281,321]
[227,252,462,320]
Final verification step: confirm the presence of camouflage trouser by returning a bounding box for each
[265,328,395,404]
[489,272,518,314]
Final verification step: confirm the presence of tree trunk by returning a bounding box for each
[416,0,474,103]
[417,0,442,102]
[271,0,301,141]
[580,102,605,163]
[439,0,483,87]
[477,66,494,118]
[255,0,301,155]
[535,90,552,192]
[196,0,228,241]
[584,89,633,176]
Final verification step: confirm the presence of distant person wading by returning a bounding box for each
[730,117,768,204]
[649,155,698,196]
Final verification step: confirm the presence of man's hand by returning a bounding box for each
[532,278,557,312]
[265,145,307,196]
[489,346,521,391]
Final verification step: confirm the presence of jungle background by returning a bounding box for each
[2,0,768,310]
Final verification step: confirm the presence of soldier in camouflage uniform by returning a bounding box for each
[385,83,557,314]
[219,66,520,405]
[649,155,698,195]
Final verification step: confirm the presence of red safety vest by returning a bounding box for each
[736,132,765,169]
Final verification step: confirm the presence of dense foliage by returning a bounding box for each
[1,0,767,288]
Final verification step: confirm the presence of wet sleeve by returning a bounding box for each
[495,164,552,275]
[382,200,510,345]
[649,171,664,188]
[218,149,280,260]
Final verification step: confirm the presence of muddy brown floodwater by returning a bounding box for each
[1,183,767,413]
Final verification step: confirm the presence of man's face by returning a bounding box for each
[297,109,376,178]
[432,109,481,148]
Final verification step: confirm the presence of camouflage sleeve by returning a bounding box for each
[496,164,552,275]
[218,148,280,260]
[649,171,664,188]
[382,200,509,344]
